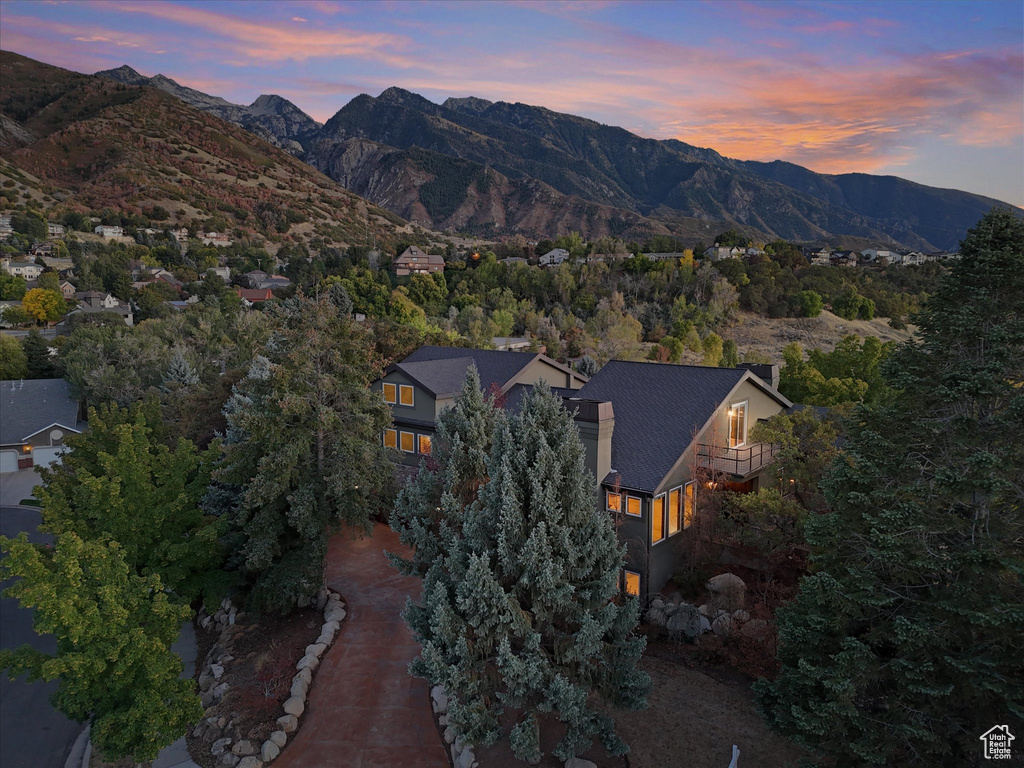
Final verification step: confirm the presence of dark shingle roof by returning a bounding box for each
[576,360,750,493]
[0,378,81,445]
[400,346,540,394]
[395,357,477,398]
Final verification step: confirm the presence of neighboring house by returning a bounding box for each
[829,251,858,267]
[804,247,832,266]
[538,248,570,267]
[59,280,76,299]
[492,337,532,351]
[372,345,588,468]
[646,252,687,262]
[375,347,791,599]
[70,291,133,325]
[47,222,65,237]
[394,246,445,276]
[0,214,11,231]
[860,248,895,263]
[236,287,274,306]
[30,242,55,258]
[201,266,231,281]
[2,259,44,280]
[496,257,528,266]
[172,228,190,243]
[200,232,233,247]
[94,225,124,238]
[585,253,633,263]
[258,275,291,291]
[0,378,84,472]
[244,270,268,288]
[900,250,927,266]
[702,246,743,261]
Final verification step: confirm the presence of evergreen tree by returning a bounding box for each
[405,383,650,762]
[21,330,58,378]
[218,293,395,612]
[576,354,598,378]
[162,347,199,391]
[756,208,1024,766]
[0,532,201,762]
[390,365,500,578]
[36,401,225,605]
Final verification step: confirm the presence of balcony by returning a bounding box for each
[696,442,779,477]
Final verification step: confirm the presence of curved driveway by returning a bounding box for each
[275,523,448,768]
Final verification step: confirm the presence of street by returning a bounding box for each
[0,504,85,768]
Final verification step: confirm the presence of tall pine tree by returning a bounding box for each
[756,208,1024,766]
[218,293,395,612]
[402,382,649,762]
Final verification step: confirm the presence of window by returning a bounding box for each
[606,491,622,513]
[684,482,695,529]
[729,401,747,448]
[382,383,396,404]
[626,495,642,518]
[399,431,415,453]
[652,494,665,544]
[399,385,414,407]
[418,434,432,455]
[383,429,397,449]
[668,486,681,535]
[624,570,640,597]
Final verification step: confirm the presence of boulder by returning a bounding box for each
[645,606,667,628]
[212,682,229,701]
[431,685,448,714]
[211,663,225,680]
[711,614,734,636]
[199,671,213,691]
[276,714,298,733]
[237,758,263,768]
[699,615,712,634]
[662,604,678,618]
[705,573,746,612]
[322,620,340,634]
[740,618,771,643]
[211,737,233,756]
[444,726,456,744]
[324,605,346,624]
[296,654,319,672]
[697,604,711,617]
[315,588,329,611]
[269,731,287,748]
[565,759,598,768]
[457,747,475,768]
[438,714,449,727]
[297,594,311,608]
[217,755,240,768]
[231,740,255,756]
[305,643,327,659]
[201,615,214,630]
[295,667,312,685]
[665,603,706,639]
[193,723,208,739]
[731,609,750,623]
[261,741,280,762]
[283,696,305,717]
[290,677,308,700]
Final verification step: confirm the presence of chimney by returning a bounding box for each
[562,398,615,490]
[737,362,780,391]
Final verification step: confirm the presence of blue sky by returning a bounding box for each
[2,0,1021,204]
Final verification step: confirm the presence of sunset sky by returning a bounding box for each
[2,0,1022,205]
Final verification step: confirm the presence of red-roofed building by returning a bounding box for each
[236,287,274,306]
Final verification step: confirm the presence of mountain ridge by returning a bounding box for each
[93,62,1018,249]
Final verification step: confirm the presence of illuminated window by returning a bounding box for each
[668,486,681,535]
[399,385,414,406]
[624,570,640,597]
[626,495,641,518]
[382,383,397,404]
[383,429,397,448]
[652,494,665,543]
[684,482,695,529]
[418,434,432,455]
[400,431,415,453]
[606,491,622,513]
[729,401,747,448]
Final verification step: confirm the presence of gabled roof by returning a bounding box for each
[576,360,789,493]
[236,287,273,302]
[0,379,81,446]
[395,345,585,396]
[395,246,445,266]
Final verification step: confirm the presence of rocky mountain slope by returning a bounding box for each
[95,64,1016,248]
[1,52,407,248]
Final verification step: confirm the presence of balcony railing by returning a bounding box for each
[696,442,780,477]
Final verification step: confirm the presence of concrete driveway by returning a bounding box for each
[0,505,85,768]
[0,471,42,507]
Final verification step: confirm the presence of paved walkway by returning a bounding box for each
[275,523,449,768]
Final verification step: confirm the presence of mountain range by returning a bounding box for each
[0,52,407,249]
[94,64,1018,250]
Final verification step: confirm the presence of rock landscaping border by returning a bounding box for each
[192,588,347,768]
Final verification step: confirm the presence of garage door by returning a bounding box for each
[0,450,18,472]
[32,446,66,467]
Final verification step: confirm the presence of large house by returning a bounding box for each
[538,248,570,267]
[374,347,791,599]
[2,258,44,280]
[94,225,124,238]
[0,379,84,471]
[394,246,445,276]
[69,291,133,325]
